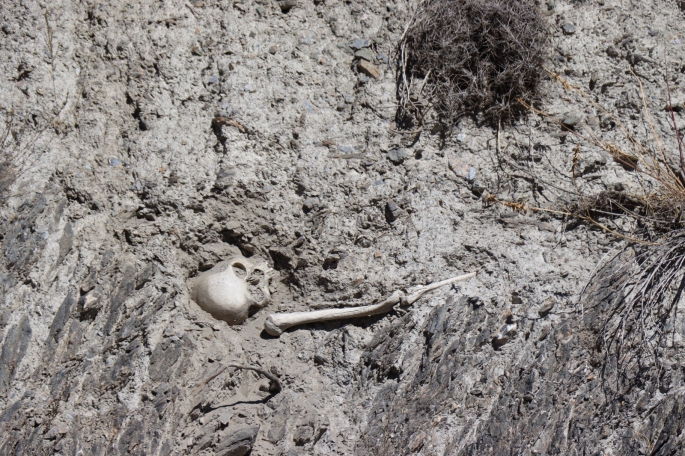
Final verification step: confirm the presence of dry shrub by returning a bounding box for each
[397,0,548,129]
[0,106,61,205]
[518,69,685,390]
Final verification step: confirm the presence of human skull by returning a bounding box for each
[190,256,272,325]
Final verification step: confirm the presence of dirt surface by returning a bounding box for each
[2,0,685,454]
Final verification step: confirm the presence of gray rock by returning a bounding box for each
[303,197,320,213]
[79,287,103,316]
[628,52,653,64]
[219,412,232,426]
[386,148,407,165]
[46,290,76,347]
[0,316,32,396]
[279,0,297,12]
[148,335,185,382]
[57,222,73,264]
[589,71,599,90]
[215,425,260,456]
[561,113,582,129]
[267,403,290,443]
[215,166,236,190]
[3,195,48,272]
[561,22,576,34]
[354,48,374,62]
[293,423,314,445]
[349,38,371,50]
[538,298,555,317]
[385,200,401,223]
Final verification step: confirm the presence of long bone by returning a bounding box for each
[264,271,476,337]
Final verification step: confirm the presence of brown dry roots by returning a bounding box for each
[568,189,685,237]
[397,0,548,127]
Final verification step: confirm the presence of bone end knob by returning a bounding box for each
[264,314,287,336]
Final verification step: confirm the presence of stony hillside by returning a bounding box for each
[1,0,685,454]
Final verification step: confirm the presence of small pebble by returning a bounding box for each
[109,158,122,167]
[354,48,374,62]
[561,113,582,129]
[357,60,381,79]
[349,38,371,50]
[385,200,401,222]
[219,412,232,426]
[387,148,407,165]
[561,22,576,35]
[589,71,599,90]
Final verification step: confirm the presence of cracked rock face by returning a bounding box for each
[1,0,685,455]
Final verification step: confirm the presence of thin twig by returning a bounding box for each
[194,362,282,393]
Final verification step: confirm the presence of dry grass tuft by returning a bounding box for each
[589,232,685,388]
[517,69,685,389]
[396,0,548,129]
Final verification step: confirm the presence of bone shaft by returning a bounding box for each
[405,271,477,304]
[422,271,477,292]
[264,271,477,337]
[264,292,401,336]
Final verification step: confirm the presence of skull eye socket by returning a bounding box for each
[231,262,248,278]
[247,268,267,304]
[246,268,264,285]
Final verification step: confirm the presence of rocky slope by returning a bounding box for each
[1,0,685,454]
